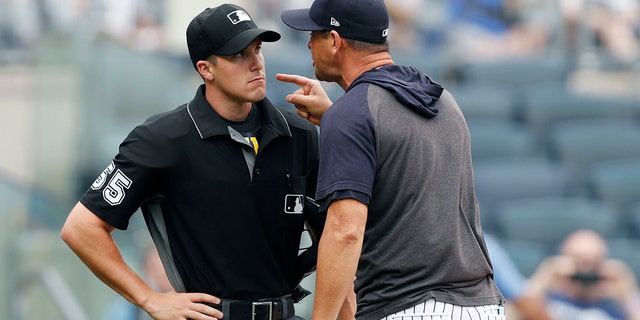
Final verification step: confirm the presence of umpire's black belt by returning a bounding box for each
[214,295,295,320]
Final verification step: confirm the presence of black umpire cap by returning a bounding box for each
[186,3,281,69]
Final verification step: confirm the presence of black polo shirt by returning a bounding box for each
[80,85,319,300]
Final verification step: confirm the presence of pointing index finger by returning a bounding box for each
[275,73,313,87]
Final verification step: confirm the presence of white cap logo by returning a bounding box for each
[330,17,340,27]
[382,28,389,37]
[227,10,251,24]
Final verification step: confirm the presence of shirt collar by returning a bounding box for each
[187,85,292,140]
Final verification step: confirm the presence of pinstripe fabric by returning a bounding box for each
[380,298,506,320]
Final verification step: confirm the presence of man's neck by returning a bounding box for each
[204,85,253,122]
[340,51,394,90]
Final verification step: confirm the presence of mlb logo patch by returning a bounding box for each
[284,194,304,214]
[227,10,251,24]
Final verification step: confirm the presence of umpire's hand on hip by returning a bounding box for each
[143,291,223,320]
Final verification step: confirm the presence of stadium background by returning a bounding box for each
[1,0,640,319]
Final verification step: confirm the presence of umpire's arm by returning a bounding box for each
[60,202,222,319]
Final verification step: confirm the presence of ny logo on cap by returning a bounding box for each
[330,17,340,27]
[227,10,251,24]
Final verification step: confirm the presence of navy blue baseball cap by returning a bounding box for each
[281,0,389,43]
[187,3,281,68]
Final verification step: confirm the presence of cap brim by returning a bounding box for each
[281,8,324,31]
[215,29,281,56]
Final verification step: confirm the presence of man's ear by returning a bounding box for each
[329,30,344,55]
[196,60,215,80]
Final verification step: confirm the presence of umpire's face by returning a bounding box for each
[208,38,268,104]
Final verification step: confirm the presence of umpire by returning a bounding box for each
[61,3,325,320]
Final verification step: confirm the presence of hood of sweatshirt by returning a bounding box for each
[347,65,443,118]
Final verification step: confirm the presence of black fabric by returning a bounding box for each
[186,3,280,67]
[212,295,295,320]
[80,85,320,300]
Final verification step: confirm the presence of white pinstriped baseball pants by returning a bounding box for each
[380,298,506,320]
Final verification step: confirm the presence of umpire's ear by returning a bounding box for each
[196,59,215,81]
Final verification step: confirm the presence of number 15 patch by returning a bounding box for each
[284,194,304,214]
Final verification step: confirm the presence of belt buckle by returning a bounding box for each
[252,301,273,320]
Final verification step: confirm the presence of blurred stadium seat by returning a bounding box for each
[586,159,640,232]
[499,238,550,277]
[449,83,516,121]
[473,158,574,234]
[457,54,570,88]
[467,119,539,160]
[546,118,640,188]
[629,202,640,238]
[494,197,621,247]
[520,90,635,147]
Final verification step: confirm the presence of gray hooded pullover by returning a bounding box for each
[315,65,503,320]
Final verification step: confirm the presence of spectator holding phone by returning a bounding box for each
[526,229,640,320]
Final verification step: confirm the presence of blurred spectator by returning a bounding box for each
[130,12,164,52]
[100,0,139,41]
[386,0,427,52]
[485,234,553,320]
[101,244,173,320]
[100,0,166,51]
[526,229,640,320]
[445,0,550,61]
[242,0,289,31]
[1,0,92,63]
[559,0,639,65]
